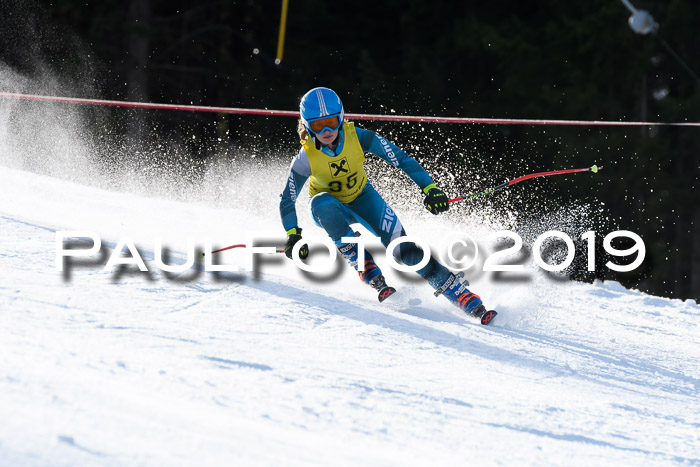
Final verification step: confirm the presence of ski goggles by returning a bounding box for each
[307,115,342,134]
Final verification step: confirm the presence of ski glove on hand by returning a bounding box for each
[284,227,309,260]
[423,184,449,215]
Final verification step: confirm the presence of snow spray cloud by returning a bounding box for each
[0,65,98,181]
[0,60,296,212]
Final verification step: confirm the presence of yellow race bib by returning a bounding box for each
[302,122,367,203]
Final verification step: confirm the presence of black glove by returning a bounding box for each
[423,184,449,215]
[284,227,309,259]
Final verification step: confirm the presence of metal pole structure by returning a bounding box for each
[619,0,637,14]
[619,0,699,85]
[275,0,290,65]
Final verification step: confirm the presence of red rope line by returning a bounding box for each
[2,91,699,126]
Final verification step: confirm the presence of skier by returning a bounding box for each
[279,87,496,324]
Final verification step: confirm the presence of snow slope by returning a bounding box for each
[1,163,699,466]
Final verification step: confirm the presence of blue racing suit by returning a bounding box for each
[279,125,451,289]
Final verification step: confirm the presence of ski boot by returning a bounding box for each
[368,274,396,303]
[435,272,497,325]
[339,240,396,302]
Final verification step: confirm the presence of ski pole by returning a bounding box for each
[448,164,602,204]
[199,244,285,258]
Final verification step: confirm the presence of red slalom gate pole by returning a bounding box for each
[200,244,285,257]
[210,244,246,255]
[448,164,602,204]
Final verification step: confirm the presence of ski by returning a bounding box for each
[469,304,498,325]
[479,310,498,325]
[368,275,396,303]
[377,286,396,302]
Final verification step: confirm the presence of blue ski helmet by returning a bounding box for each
[299,87,345,134]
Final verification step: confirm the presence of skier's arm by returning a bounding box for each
[279,150,311,231]
[356,127,434,190]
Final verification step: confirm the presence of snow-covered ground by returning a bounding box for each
[1,160,699,466]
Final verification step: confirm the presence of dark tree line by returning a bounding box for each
[1,0,699,300]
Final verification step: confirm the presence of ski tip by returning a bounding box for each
[378,286,396,303]
[590,164,601,173]
[480,310,498,325]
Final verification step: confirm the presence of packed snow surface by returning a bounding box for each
[0,165,698,466]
